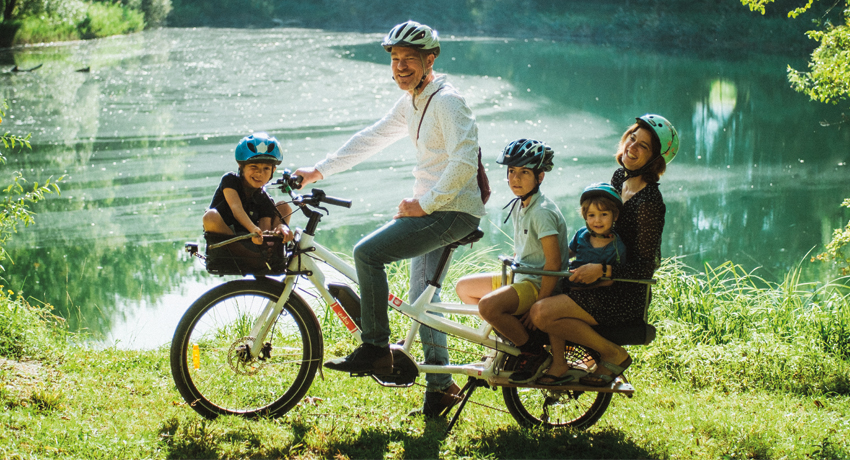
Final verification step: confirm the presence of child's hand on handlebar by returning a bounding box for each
[274,224,294,243]
[251,226,264,245]
[568,263,603,284]
[293,167,323,189]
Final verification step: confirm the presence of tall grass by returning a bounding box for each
[641,259,850,396]
[0,288,68,360]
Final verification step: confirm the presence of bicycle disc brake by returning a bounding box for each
[228,336,266,375]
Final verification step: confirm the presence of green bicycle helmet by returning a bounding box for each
[637,114,679,164]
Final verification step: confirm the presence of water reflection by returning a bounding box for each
[0,29,848,348]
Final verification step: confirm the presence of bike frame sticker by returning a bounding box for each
[331,301,358,333]
[388,293,403,307]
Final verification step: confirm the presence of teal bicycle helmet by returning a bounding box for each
[235,132,282,165]
[496,138,555,173]
[637,114,678,164]
[580,182,623,210]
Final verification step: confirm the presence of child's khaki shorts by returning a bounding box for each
[490,275,539,315]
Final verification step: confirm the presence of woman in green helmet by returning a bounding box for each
[527,114,679,387]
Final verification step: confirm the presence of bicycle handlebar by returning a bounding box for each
[273,169,352,209]
[499,255,657,285]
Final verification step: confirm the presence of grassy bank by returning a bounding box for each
[1,254,849,459]
[0,0,171,47]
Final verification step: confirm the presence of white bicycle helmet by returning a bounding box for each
[382,21,440,57]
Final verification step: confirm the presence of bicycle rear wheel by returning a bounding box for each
[501,346,611,429]
[170,278,322,419]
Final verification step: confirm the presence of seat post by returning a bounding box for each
[427,244,459,288]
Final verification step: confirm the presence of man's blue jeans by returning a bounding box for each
[353,211,480,391]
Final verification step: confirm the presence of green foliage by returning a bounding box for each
[646,259,850,395]
[114,0,172,27]
[78,0,144,39]
[789,22,850,105]
[0,288,67,359]
[741,0,850,106]
[0,100,61,271]
[0,0,164,45]
[814,198,850,275]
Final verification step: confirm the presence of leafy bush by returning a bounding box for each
[813,198,850,275]
[79,1,144,39]
[4,15,80,44]
[0,101,61,269]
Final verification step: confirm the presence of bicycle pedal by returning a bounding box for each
[350,367,393,378]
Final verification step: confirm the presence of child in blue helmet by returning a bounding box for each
[203,132,293,244]
[455,139,570,385]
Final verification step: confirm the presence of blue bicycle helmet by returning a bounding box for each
[580,182,623,210]
[235,132,282,165]
[496,138,555,173]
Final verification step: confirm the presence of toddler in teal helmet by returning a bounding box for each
[562,183,627,290]
[203,132,293,245]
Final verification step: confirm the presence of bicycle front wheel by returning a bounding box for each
[170,278,322,419]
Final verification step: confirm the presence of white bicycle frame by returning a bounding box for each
[243,226,521,387]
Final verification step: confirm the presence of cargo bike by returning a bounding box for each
[170,170,657,431]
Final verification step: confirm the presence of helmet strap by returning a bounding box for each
[502,184,540,224]
[623,154,662,179]
[587,229,615,239]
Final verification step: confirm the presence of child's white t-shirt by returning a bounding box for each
[511,192,571,288]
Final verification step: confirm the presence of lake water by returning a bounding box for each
[1,28,848,349]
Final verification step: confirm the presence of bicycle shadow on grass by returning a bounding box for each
[304,417,651,459]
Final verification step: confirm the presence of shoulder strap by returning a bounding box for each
[416,86,444,142]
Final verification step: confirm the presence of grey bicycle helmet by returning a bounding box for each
[382,21,441,57]
[496,138,555,173]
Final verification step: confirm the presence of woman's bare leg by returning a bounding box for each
[530,295,629,376]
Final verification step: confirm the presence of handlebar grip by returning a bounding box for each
[321,195,352,208]
[289,174,304,189]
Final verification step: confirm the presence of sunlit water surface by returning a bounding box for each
[1,28,847,348]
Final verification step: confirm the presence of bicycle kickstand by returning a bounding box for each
[444,377,488,434]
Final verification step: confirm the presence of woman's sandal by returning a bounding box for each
[536,368,588,386]
[579,355,632,387]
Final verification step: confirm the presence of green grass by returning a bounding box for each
[1,251,850,458]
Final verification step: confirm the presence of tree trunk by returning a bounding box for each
[4,0,17,21]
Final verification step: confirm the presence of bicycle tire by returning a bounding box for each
[500,350,612,429]
[170,278,322,419]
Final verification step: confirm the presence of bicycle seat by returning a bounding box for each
[453,228,484,247]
